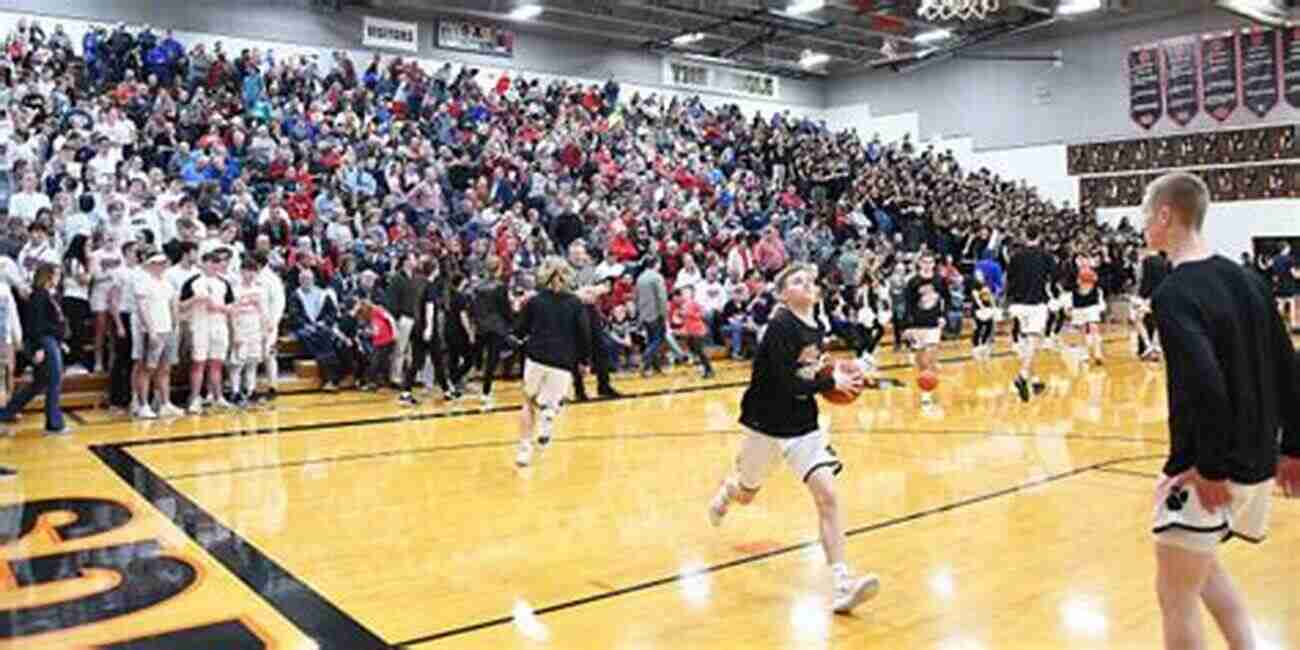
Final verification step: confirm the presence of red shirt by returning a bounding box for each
[370,306,396,346]
[670,299,707,337]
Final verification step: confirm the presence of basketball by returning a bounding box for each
[918,370,939,392]
[818,360,864,405]
[1078,268,1098,286]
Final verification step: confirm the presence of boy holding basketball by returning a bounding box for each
[1070,268,1105,366]
[905,253,948,405]
[707,263,879,614]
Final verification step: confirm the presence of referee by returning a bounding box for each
[1141,172,1300,650]
[568,241,622,401]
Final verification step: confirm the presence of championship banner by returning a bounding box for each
[437,19,515,58]
[1200,31,1239,122]
[1239,27,1280,118]
[1163,38,1200,126]
[1129,45,1163,129]
[362,16,419,53]
[1281,24,1300,108]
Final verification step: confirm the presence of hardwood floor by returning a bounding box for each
[1,334,1296,649]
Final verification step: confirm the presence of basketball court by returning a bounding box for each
[4,335,1297,649]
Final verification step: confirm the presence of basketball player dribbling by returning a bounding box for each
[706,263,879,613]
[1005,229,1054,402]
[904,253,947,405]
[1141,172,1300,650]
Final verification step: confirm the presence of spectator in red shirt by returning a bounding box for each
[353,300,397,391]
[670,286,714,379]
[754,226,787,276]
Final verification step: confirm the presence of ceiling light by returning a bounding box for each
[914,28,953,44]
[509,4,543,20]
[799,50,830,67]
[1056,0,1102,15]
[787,0,826,15]
[672,32,706,46]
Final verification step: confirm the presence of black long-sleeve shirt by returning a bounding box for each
[1005,246,1054,305]
[1139,254,1171,299]
[516,289,591,371]
[24,288,66,350]
[1153,256,1300,483]
[739,308,835,438]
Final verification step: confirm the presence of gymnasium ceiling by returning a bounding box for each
[365,0,1217,78]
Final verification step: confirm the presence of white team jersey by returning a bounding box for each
[135,274,176,335]
[231,281,268,340]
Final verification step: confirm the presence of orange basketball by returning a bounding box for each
[1078,268,1098,286]
[917,370,939,392]
[818,360,863,405]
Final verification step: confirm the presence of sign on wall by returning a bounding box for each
[1240,26,1280,118]
[1200,31,1239,121]
[1281,25,1300,109]
[1129,44,1164,129]
[437,19,515,58]
[1163,38,1199,126]
[362,16,419,53]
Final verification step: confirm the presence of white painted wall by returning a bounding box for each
[1099,199,1300,259]
[823,103,920,145]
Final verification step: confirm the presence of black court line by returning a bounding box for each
[157,427,1166,481]
[89,444,392,650]
[96,339,1119,450]
[1095,467,1162,479]
[392,452,1166,647]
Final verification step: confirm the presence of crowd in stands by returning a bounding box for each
[0,15,1152,425]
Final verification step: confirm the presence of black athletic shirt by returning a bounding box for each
[1005,246,1054,305]
[1139,254,1171,300]
[740,308,835,438]
[516,289,591,371]
[905,274,948,328]
[1152,256,1300,483]
[1072,286,1102,308]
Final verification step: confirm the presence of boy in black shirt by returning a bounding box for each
[706,263,879,614]
[514,257,591,468]
[1005,229,1055,402]
[1142,172,1300,650]
[904,253,947,405]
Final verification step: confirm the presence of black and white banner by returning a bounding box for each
[1200,31,1238,122]
[1239,27,1280,118]
[1129,45,1163,129]
[1163,38,1200,126]
[1281,25,1300,109]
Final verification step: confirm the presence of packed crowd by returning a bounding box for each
[0,16,1151,428]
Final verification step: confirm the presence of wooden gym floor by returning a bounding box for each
[1,332,1298,649]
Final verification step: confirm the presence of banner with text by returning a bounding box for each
[1200,31,1238,121]
[1129,45,1164,129]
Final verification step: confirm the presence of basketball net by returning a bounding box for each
[917,0,999,20]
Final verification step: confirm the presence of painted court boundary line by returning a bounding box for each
[391,452,1168,647]
[99,337,1126,450]
[80,335,1141,649]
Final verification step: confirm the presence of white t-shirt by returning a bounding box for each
[116,266,147,315]
[64,258,91,301]
[135,274,176,335]
[258,267,287,325]
[183,274,234,325]
[16,241,59,282]
[231,281,268,340]
[7,191,50,222]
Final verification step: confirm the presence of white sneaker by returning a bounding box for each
[188,399,205,415]
[515,441,533,467]
[920,392,934,406]
[708,488,730,527]
[136,404,158,420]
[832,573,881,613]
[159,403,185,418]
[213,398,234,411]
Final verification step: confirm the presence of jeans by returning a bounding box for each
[0,336,65,431]
[640,318,666,371]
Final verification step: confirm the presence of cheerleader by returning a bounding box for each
[1070,268,1105,366]
[970,270,997,362]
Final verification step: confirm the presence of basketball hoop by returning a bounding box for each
[917,0,999,20]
